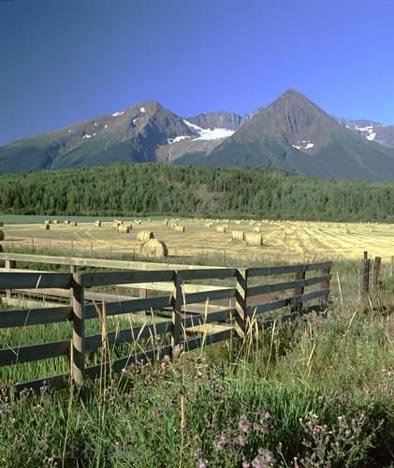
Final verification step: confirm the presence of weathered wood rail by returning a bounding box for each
[0,253,332,395]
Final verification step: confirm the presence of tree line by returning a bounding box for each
[0,163,394,221]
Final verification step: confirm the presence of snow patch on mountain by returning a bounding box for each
[292,140,315,151]
[167,136,191,144]
[112,111,124,117]
[183,120,235,141]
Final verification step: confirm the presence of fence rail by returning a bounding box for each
[0,253,333,395]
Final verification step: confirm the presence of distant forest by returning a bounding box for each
[1,163,394,222]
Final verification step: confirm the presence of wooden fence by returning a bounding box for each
[0,253,332,395]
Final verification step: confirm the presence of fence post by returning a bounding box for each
[362,251,370,296]
[235,268,248,337]
[320,264,332,307]
[293,270,306,310]
[71,272,85,386]
[5,259,16,299]
[171,271,182,357]
[373,256,382,292]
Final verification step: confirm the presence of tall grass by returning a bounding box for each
[0,302,393,467]
[1,251,394,465]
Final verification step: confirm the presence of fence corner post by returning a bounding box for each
[71,272,85,386]
[235,268,248,337]
[171,271,182,358]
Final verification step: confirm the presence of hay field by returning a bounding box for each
[1,216,392,263]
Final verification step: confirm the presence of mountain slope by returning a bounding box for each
[179,90,394,180]
[0,102,239,173]
[186,111,242,131]
[338,118,394,147]
[0,102,201,172]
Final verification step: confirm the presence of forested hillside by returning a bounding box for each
[1,163,394,221]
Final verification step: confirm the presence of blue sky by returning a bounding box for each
[1,0,394,145]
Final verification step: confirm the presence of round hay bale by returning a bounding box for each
[64,220,70,225]
[216,225,228,233]
[43,224,50,230]
[245,233,263,246]
[136,231,154,242]
[44,220,51,225]
[164,218,169,226]
[174,225,185,232]
[73,221,78,227]
[253,226,262,232]
[139,239,168,258]
[95,220,102,227]
[53,219,59,224]
[231,230,245,241]
[205,222,213,228]
[118,225,130,233]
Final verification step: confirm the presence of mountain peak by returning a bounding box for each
[275,89,313,105]
[281,88,304,97]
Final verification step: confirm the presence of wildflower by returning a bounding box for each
[215,430,232,451]
[250,449,276,467]
[238,419,252,434]
[234,435,246,447]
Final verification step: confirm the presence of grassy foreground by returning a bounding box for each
[1,303,393,467]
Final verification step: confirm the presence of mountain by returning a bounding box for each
[0,102,238,173]
[0,101,193,172]
[178,90,394,180]
[338,118,394,147]
[2,89,394,180]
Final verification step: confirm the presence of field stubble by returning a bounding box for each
[1,217,394,264]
